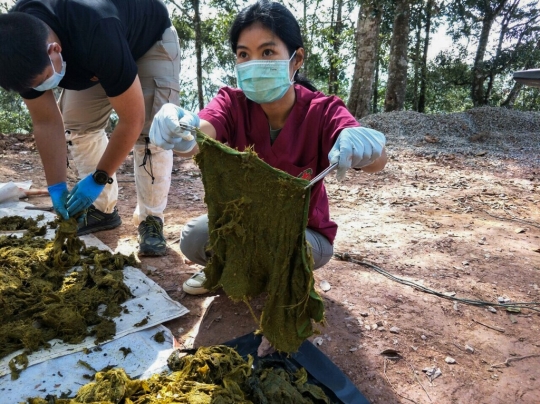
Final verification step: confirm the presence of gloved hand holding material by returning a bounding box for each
[66,174,105,215]
[328,127,386,181]
[48,181,69,219]
[149,103,199,153]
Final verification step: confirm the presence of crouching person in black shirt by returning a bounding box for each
[0,0,181,256]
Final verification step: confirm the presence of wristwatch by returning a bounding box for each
[92,170,113,185]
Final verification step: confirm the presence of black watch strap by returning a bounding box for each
[92,170,113,185]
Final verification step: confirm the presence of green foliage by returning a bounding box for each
[514,87,540,111]
[0,89,32,134]
[416,52,474,113]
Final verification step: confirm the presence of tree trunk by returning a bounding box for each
[347,1,382,118]
[501,38,540,108]
[471,1,508,107]
[193,0,204,110]
[412,3,423,111]
[485,1,518,104]
[384,0,411,112]
[373,44,380,114]
[418,0,433,113]
[328,0,343,95]
[501,82,523,108]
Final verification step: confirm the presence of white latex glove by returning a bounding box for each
[328,127,386,181]
[149,103,199,153]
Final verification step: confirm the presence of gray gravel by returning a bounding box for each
[359,106,540,168]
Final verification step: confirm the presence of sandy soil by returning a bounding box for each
[1,112,539,403]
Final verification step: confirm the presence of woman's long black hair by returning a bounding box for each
[229,0,317,92]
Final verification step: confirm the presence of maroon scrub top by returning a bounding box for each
[199,84,359,244]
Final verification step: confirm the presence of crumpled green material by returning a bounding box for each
[0,216,136,380]
[28,345,332,403]
[194,133,325,353]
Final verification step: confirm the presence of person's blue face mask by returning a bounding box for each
[235,51,297,104]
[33,44,66,91]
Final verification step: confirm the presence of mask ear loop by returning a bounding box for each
[289,51,299,84]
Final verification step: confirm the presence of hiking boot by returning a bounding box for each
[138,216,167,256]
[183,271,209,295]
[77,205,122,236]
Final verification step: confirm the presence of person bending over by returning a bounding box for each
[0,0,182,256]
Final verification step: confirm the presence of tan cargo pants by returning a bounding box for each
[58,26,181,226]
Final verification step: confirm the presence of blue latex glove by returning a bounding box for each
[149,103,199,153]
[328,127,386,181]
[66,173,105,215]
[48,182,69,220]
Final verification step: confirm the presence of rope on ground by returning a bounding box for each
[483,208,540,229]
[334,252,540,312]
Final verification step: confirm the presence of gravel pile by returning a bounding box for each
[359,106,540,167]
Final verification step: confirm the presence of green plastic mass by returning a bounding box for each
[194,133,325,353]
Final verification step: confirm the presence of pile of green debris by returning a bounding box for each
[0,215,137,379]
[28,345,334,403]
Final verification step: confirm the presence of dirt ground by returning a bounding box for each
[1,117,539,403]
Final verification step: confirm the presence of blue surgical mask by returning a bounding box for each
[235,51,297,104]
[33,44,66,91]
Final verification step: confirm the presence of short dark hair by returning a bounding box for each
[0,12,50,92]
[229,0,317,91]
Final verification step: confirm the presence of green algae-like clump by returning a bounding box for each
[194,133,325,353]
[28,345,332,403]
[0,216,137,379]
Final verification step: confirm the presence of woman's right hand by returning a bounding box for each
[149,104,199,153]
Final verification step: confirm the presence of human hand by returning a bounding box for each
[48,182,69,220]
[328,127,386,181]
[66,173,105,215]
[149,103,199,153]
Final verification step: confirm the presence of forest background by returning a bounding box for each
[0,0,539,132]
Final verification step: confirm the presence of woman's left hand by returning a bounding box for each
[328,127,386,181]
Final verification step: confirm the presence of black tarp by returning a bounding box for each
[223,332,370,404]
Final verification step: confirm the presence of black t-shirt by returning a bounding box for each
[13,0,171,99]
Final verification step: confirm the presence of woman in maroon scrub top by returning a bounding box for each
[149,0,387,295]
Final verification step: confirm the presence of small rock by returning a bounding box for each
[378,327,386,332]
[372,323,378,330]
[421,334,427,340]
[349,347,358,352]
[320,280,331,292]
[360,312,369,317]
[465,345,474,353]
[487,306,497,313]
[313,337,324,346]
[376,320,384,327]
[422,367,442,381]
[365,324,371,331]
[257,336,276,357]
[445,356,456,364]
[390,327,400,334]
[515,228,526,234]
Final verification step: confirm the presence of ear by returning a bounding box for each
[48,42,63,54]
[293,48,305,70]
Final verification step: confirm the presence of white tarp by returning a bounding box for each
[0,201,188,401]
[0,325,177,402]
